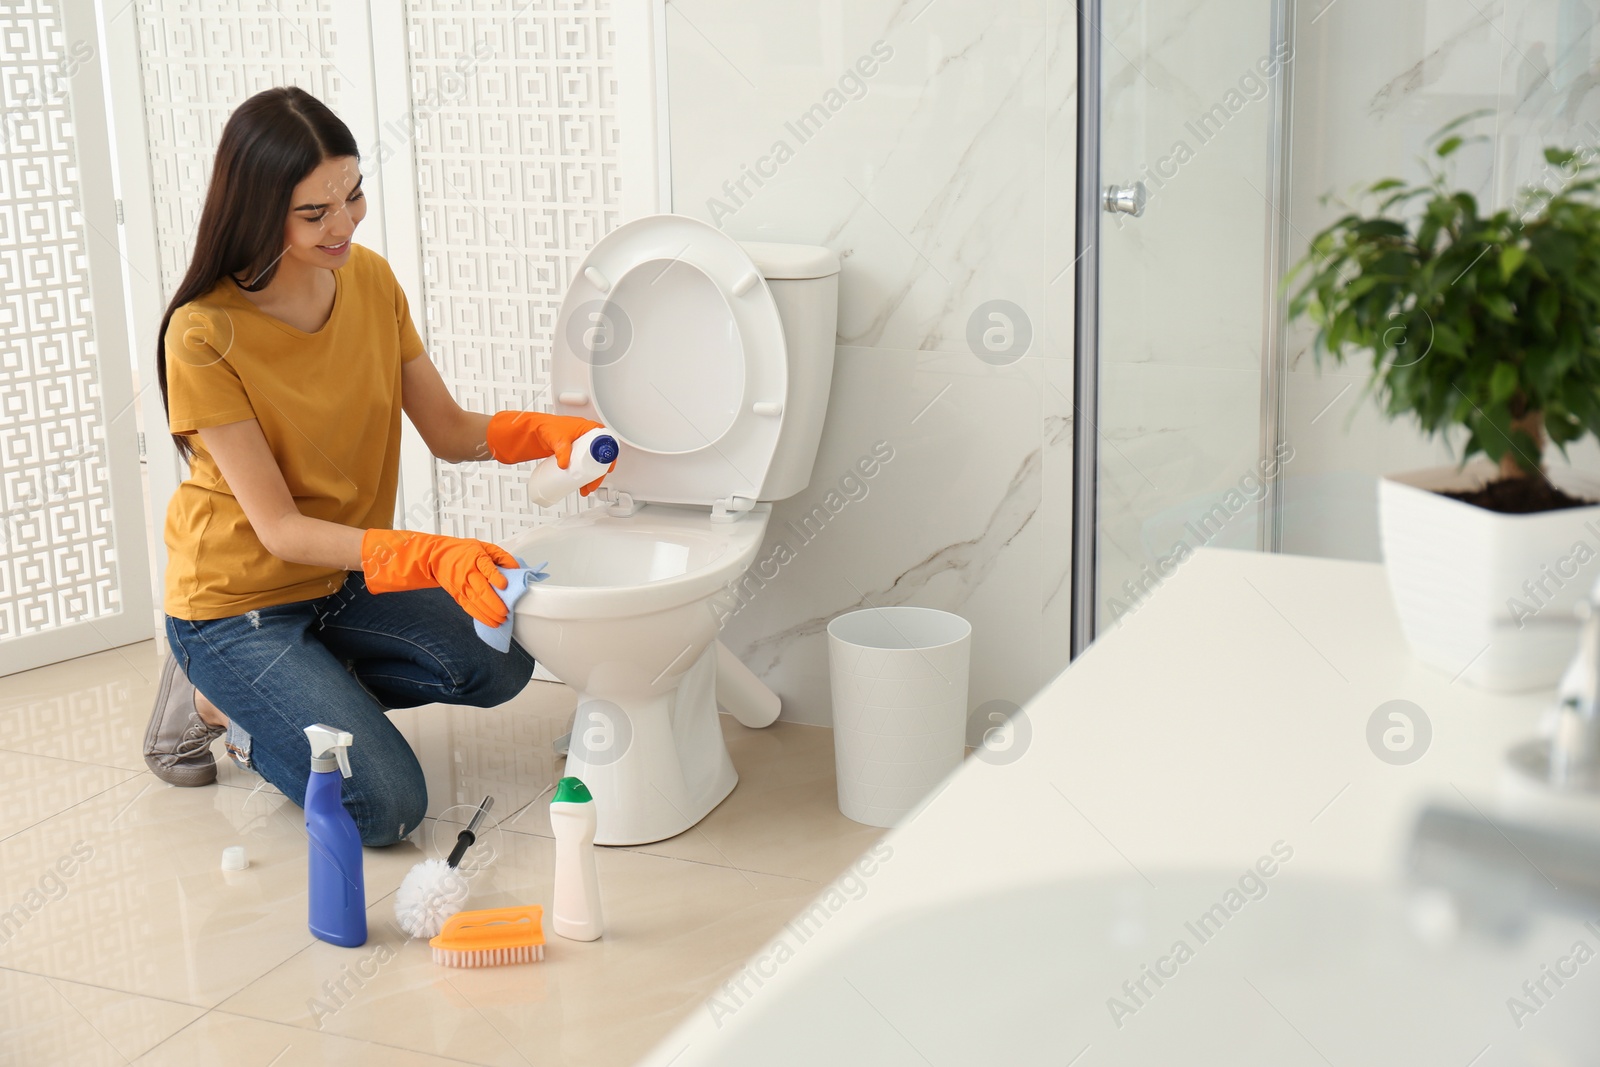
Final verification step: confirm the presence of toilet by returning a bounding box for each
[504,214,840,846]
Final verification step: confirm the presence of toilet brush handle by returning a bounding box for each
[446,796,495,869]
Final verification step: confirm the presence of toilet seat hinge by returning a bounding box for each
[711,494,758,523]
[598,487,638,516]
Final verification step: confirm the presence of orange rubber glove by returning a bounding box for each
[360,528,519,628]
[485,410,615,496]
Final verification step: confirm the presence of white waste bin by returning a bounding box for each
[826,606,971,827]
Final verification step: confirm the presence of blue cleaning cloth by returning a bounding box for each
[474,558,550,652]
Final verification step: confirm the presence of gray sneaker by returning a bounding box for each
[143,655,225,787]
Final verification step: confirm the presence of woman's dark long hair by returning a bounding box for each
[157,86,358,462]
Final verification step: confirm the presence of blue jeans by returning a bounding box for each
[165,571,535,846]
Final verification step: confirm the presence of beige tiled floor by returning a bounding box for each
[0,640,881,1066]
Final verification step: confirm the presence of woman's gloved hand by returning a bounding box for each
[360,529,519,627]
[485,410,615,496]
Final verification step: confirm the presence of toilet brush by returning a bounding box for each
[395,796,494,939]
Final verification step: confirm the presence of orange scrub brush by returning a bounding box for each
[429,905,546,968]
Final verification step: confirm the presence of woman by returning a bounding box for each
[143,87,608,846]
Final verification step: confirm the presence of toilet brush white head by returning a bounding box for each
[395,858,471,939]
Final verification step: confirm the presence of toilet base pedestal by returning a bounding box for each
[564,643,738,846]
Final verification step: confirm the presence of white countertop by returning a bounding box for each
[638,549,1596,1065]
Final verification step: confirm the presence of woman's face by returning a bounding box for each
[281,155,366,273]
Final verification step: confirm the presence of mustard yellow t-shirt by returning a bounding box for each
[162,243,425,620]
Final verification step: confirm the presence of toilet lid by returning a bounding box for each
[549,214,787,509]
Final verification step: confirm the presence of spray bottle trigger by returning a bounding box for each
[306,724,355,777]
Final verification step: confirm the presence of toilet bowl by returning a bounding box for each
[504,214,840,846]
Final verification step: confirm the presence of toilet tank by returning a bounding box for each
[738,241,841,503]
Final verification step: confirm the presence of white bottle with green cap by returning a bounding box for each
[549,776,603,941]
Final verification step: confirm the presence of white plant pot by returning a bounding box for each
[1379,460,1600,691]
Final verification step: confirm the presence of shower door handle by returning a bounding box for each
[1103,181,1147,217]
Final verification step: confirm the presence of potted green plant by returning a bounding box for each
[1289,119,1600,690]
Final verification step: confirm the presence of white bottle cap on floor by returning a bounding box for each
[221,846,248,871]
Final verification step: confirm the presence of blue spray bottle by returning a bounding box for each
[304,724,367,947]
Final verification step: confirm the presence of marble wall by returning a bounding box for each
[1283,0,1600,560]
[665,0,1074,729]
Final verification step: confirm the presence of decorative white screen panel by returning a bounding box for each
[133,0,341,298]
[403,0,621,543]
[0,0,119,638]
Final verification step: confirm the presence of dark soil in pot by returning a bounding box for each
[1442,477,1597,514]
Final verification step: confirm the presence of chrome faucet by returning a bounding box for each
[1407,804,1600,926]
[1504,576,1600,792]
[1547,587,1600,787]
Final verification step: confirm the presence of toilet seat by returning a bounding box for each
[549,215,787,514]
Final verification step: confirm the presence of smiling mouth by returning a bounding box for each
[318,241,350,255]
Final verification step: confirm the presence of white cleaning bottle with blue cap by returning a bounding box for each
[550,776,603,941]
[528,428,619,507]
[305,724,366,947]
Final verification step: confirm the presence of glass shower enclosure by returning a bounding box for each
[1072,1,1295,654]
[1072,0,1600,655]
